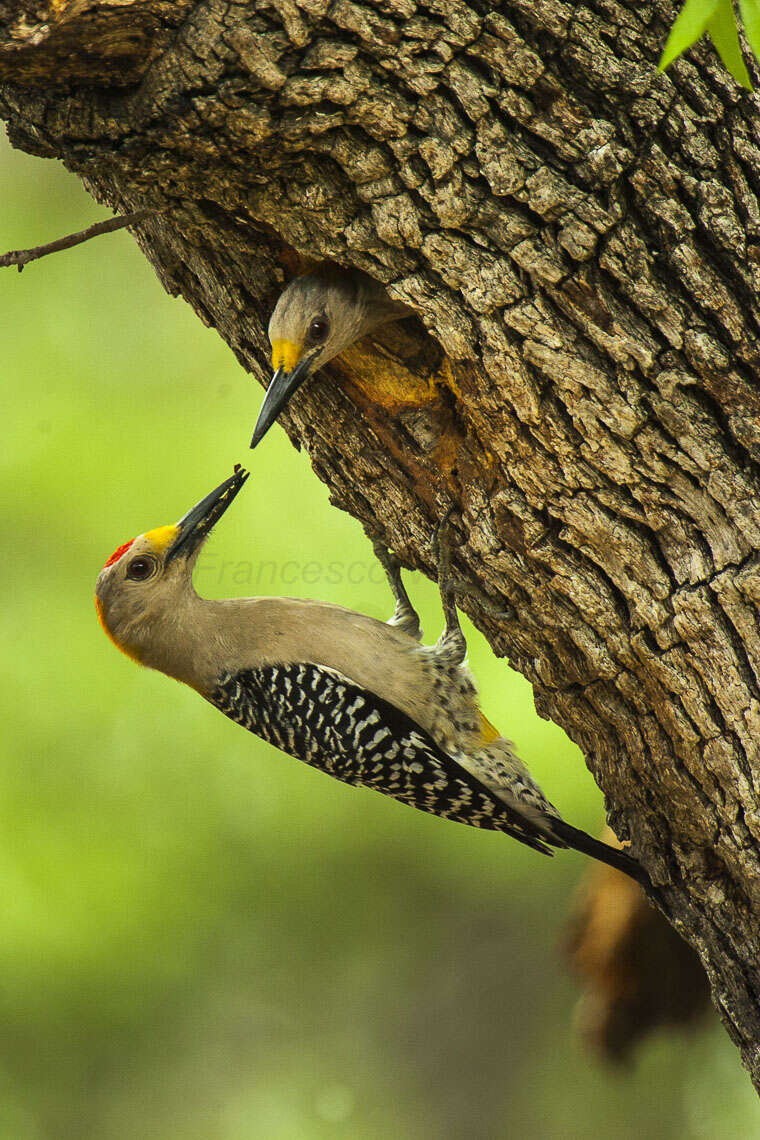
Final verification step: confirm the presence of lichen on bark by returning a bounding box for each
[4,0,760,1087]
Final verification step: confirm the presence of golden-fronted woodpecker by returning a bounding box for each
[95,467,649,888]
[251,266,410,447]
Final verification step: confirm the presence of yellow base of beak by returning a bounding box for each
[271,339,303,373]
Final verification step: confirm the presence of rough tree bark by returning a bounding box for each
[3,0,760,1086]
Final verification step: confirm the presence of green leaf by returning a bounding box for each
[659,0,720,70]
[739,0,760,65]
[708,0,753,87]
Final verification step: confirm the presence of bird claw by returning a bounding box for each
[445,575,514,622]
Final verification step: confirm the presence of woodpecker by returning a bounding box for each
[252,266,410,447]
[95,467,649,888]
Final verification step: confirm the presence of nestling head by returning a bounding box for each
[251,266,410,448]
[95,467,249,665]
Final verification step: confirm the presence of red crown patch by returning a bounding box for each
[103,539,135,568]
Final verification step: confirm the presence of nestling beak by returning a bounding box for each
[250,356,313,448]
[166,467,249,563]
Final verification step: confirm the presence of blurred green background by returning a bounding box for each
[0,133,757,1140]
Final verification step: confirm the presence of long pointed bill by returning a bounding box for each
[250,357,313,448]
[166,467,249,563]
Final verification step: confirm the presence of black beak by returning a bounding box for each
[166,467,249,563]
[250,357,313,448]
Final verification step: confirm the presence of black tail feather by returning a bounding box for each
[549,819,650,889]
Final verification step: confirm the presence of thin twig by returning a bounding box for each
[0,209,158,272]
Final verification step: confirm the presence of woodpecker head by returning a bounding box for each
[95,467,249,666]
[251,267,410,448]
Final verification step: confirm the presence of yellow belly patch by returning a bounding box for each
[479,712,501,744]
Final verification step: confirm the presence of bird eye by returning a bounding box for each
[308,317,329,343]
[126,556,156,582]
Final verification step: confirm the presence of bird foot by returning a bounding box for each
[371,538,423,642]
[431,512,467,666]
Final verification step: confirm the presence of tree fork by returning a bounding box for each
[4,0,760,1085]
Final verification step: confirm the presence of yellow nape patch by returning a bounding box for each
[271,339,303,373]
[95,597,143,665]
[144,525,179,554]
[479,712,501,744]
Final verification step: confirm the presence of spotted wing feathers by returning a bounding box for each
[211,663,556,855]
[210,663,649,886]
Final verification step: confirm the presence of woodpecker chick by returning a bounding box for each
[252,266,410,447]
[95,469,649,888]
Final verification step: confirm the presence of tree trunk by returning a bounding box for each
[4,0,760,1085]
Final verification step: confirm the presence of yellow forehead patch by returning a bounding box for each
[144,525,179,554]
[271,338,303,373]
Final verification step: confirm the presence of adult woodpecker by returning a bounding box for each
[95,467,649,888]
[251,266,410,448]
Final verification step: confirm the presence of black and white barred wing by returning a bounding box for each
[211,663,555,855]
